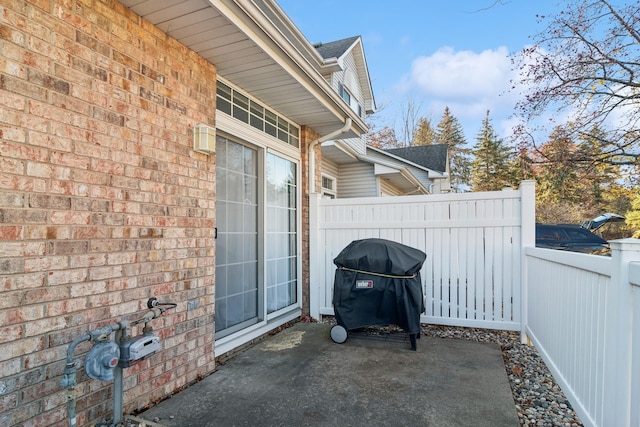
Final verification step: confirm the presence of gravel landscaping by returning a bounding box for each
[418,324,583,427]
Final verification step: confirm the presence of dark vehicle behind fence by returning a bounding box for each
[535,223,610,254]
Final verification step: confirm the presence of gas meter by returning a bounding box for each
[85,341,120,381]
[118,333,161,367]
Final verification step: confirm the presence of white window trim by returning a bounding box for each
[321,173,337,199]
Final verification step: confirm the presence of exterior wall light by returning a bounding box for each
[193,124,216,155]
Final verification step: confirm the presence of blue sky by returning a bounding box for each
[277,0,562,146]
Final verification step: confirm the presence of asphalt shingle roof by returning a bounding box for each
[385,144,448,173]
[314,36,360,60]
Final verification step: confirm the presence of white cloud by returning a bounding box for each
[406,46,512,100]
[391,46,526,142]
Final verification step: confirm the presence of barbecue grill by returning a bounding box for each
[330,238,426,350]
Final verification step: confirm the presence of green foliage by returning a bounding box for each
[435,107,471,192]
[470,111,514,191]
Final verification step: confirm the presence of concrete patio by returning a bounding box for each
[138,322,519,426]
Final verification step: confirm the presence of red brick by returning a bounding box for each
[0,156,24,175]
[21,405,67,427]
[0,225,23,240]
[28,132,72,152]
[50,3,91,34]
[0,90,25,110]
[0,336,45,362]
[0,124,27,142]
[51,92,91,116]
[29,5,73,39]
[0,0,219,423]
[24,256,70,273]
[0,324,23,343]
[49,211,90,225]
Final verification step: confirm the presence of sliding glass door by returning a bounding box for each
[215,136,298,339]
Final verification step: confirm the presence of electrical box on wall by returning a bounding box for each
[193,124,216,155]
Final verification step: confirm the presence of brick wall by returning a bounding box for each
[299,126,320,319]
[0,1,217,426]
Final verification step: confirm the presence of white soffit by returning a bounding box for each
[119,0,364,137]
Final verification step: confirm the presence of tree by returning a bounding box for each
[470,111,514,191]
[532,127,583,222]
[367,123,400,149]
[513,0,640,167]
[398,97,424,146]
[412,117,436,146]
[530,124,626,223]
[366,104,401,148]
[435,106,471,192]
[508,143,535,188]
[626,192,640,238]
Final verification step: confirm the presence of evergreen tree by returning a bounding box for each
[435,106,471,192]
[508,144,534,188]
[533,126,581,208]
[574,125,620,213]
[470,111,513,191]
[411,117,435,146]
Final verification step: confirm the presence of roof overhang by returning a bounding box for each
[374,165,429,195]
[322,141,429,195]
[119,0,366,138]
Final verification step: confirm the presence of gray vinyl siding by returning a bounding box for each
[341,51,366,155]
[321,160,339,197]
[338,163,377,198]
[327,50,366,156]
[321,160,339,180]
[341,52,364,102]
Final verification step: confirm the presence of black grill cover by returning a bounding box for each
[332,238,426,334]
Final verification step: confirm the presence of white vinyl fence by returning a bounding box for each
[309,180,640,427]
[525,240,640,427]
[309,181,536,333]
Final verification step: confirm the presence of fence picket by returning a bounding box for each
[312,188,525,330]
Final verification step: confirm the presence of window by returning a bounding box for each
[338,82,351,104]
[321,175,336,199]
[338,82,363,118]
[216,80,299,148]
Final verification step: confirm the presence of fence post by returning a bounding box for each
[631,259,640,427]
[309,193,321,320]
[603,239,640,426]
[519,180,535,344]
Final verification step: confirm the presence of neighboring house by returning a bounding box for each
[313,37,449,198]
[0,1,369,426]
[385,144,452,194]
[322,143,451,197]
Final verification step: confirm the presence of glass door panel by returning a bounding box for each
[215,137,260,337]
[266,153,297,314]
